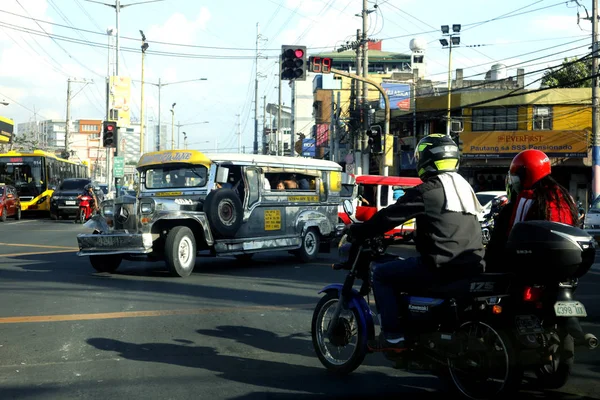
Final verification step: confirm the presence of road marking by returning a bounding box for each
[0,304,314,324]
[9,220,37,224]
[0,242,79,250]
[0,249,77,258]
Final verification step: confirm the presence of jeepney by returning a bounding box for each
[77,150,345,277]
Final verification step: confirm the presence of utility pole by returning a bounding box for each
[361,0,370,174]
[157,77,161,151]
[140,30,148,156]
[593,0,600,200]
[65,78,72,155]
[236,114,241,153]
[355,29,363,174]
[291,81,296,156]
[329,91,335,161]
[254,22,261,155]
[277,58,282,156]
[262,95,266,155]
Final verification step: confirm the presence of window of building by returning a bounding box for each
[533,106,552,130]
[471,107,518,131]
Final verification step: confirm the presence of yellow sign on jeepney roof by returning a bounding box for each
[137,150,212,169]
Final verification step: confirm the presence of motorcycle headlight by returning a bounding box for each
[102,205,114,217]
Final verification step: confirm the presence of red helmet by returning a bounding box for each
[509,149,551,190]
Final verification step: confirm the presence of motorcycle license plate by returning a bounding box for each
[65,201,76,205]
[554,301,587,317]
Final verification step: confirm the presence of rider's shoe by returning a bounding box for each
[368,332,406,353]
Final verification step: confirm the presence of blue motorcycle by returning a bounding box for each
[311,200,597,399]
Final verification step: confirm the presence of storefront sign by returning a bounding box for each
[461,130,589,158]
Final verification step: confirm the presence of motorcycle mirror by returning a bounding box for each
[342,199,354,217]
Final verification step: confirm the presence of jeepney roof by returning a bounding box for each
[204,153,342,171]
[137,150,211,169]
[354,175,422,186]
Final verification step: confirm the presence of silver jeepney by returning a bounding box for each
[77,150,345,277]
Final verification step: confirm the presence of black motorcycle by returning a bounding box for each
[311,200,597,399]
[481,195,508,246]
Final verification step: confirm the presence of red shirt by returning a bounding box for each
[508,189,575,230]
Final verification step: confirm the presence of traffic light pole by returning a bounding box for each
[330,68,391,176]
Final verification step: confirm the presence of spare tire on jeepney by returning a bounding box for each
[203,188,243,238]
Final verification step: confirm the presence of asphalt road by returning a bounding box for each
[0,217,599,400]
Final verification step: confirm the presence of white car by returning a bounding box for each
[475,191,507,222]
[583,197,600,239]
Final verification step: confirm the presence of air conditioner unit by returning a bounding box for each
[451,120,463,133]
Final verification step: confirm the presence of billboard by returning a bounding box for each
[461,130,589,158]
[302,138,316,157]
[379,83,411,111]
[0,116,14,143]
[109,76,131,127]
[315,124,329,146]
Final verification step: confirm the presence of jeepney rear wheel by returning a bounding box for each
[204,189,243,238]
[294,227,321,263]
[165,226,196,277]
[90,254,122,273]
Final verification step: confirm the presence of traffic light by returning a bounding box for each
[102,120,117,148]
[367,129,382,154]
[281,45,307,81]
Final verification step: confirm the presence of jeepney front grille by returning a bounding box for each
[114,203,138,231]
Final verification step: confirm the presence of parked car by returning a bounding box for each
[475,190,507,222]
[50,178,93,220]
[0,184,21,221]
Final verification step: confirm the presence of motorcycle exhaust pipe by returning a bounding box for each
[584,333,599,350]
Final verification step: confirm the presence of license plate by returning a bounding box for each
[554,301,587,317]
[65,201,76,205]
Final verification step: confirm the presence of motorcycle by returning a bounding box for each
[77,194,95,224]
[481,195,508,246]
[311,199,597,399]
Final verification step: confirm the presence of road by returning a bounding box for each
[0,217,599,400]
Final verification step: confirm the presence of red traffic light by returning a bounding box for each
[294,49,304,58]
[106,125,114,131]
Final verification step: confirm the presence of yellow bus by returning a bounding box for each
[0,150,89,214]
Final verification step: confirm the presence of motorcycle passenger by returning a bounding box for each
[485,149,578,271]
[349,134,485,352]
[79,184,100,213]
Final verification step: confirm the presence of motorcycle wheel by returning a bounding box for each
[448,321,522,400]
[311,292,367,375]
[79,209,86,224]
[534,332,573,389]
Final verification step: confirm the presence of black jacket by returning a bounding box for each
[483,202,514,273]
[354,176,485,271]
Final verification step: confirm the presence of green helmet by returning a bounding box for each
[414,134,460,179]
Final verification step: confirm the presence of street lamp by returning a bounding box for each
[182,132,187,149]
[170,103,176,150]
[440,23,461,136]
[142,78,207,151]
[175,121,209,148]
[140,30,148,155]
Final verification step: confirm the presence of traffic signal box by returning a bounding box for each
[281,45,307,81]
[102,120,117,148]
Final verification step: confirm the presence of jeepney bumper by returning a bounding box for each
[77,232,153,256]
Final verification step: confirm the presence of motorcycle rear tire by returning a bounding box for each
[534,333,573,390]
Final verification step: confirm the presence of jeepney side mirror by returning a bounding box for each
[342,199,354,217]
[216,166,229,184]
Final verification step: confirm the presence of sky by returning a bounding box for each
[0,0,593,153]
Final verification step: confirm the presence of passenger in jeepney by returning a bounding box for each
[275,181,285,190]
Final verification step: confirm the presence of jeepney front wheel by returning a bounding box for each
[294,227,320,263]
[165,226,196,277]
[90,254,122,273]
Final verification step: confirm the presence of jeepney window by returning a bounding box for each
[246,168,259,207]
[263,167,320,193]
[380,185,389,207]
[144,165,207,189]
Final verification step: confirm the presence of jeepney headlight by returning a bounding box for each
[102,205,114,217]
[142,233,153,248]
[140,202,154,214]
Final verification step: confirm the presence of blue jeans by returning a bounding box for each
[371,256,435,336]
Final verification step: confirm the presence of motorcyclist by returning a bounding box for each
[349,134,485,353]
[485,149,578,271]
[78,184,99,213]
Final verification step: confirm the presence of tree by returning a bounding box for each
[541,57,592,88]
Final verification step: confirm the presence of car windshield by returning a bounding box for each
[476,194,498,206]
[589,197,600,213]
[145,165,208,189]
[60,180,89,191]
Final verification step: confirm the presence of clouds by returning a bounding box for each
[146,7,211,47]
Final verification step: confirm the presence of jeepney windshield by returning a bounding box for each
[144,165,208,189]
